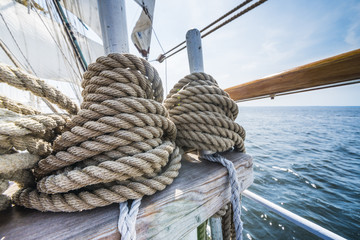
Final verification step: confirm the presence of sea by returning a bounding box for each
[236,106,360,240]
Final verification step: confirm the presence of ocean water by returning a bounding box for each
[236,107,360,240]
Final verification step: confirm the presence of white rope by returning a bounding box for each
[202,153,243,240]
[118,198,142,240]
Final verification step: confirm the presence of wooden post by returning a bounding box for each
[186,28,223,240]
[97,0,129,54]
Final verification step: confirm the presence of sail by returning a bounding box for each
[131,0,155,58]
[0,0,104,110]
[61,0,102,39]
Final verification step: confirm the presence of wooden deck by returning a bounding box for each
[0,151,253,240]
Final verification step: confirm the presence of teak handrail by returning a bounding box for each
[225,48,360,102]
[0,152,253,240]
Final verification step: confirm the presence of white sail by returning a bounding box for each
[61,0,102,40]
[131,0,155,58]
[0,0,104,110]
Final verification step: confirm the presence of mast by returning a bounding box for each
[52,0,88,71]
[97,0,129,54]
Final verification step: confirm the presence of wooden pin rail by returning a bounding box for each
[225,48,360,101]
[0,151,253,240]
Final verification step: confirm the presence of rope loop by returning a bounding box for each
[13,53,181,212]
[164,72,245,153]
[165,72,246,240]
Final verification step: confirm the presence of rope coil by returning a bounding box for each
[12,54,181,212]
[164,72,246,240]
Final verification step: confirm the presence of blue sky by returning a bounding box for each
[125,0,360,106]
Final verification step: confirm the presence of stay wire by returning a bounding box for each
[161,0,254,58]
[200,0,253,33]
[152,26,168,94]
[160,0,267,61]
[201,0,267,38]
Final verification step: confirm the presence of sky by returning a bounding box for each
[124,0,360,106]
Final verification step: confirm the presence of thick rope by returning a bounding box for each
[0,179,9,193]
[0,95,41,115]
[1,170,34,187]
[222,203,233,240]
[0,179,10,211]
[0,194,10,211]
[0,63,79,114]
[118,199,141,240]
[164,73,245,153]
[164,72,246,240]
[13,53,181,212]
[213,203,228,218]
[202,154,243,240]
[0,109,70,156]
[0,152,40,175]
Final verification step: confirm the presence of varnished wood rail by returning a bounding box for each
[225,48,360,101]
[0,151,253,240]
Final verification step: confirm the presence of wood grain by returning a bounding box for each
[0,151,253,240]
[224,48,360,101]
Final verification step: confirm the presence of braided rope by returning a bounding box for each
[0,63,79,114]
[164,72,246,240]
[13,53,181,212]
[0,95,41,115]
[118,199,141,240]
[203,154,243,240]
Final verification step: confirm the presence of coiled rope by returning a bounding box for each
[13,54,181,214]
[164,72,246,240]
[0,109,70,155]
[0,54,248,240]
[0,63,79,115]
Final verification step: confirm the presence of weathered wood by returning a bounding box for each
[224,48,360,101]
[0,152,252,240]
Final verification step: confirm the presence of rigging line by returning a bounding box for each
[201,0,268,38]
[200,0,253,33]
[30,1,83,81]
[0,13,37,75]
[36,1,82,102]
[44,1,82,100]
[160,0,268,62]
[0,38,28,71]
[152,26,168,94]
[160,0,254,58]
[52,0,88,71]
